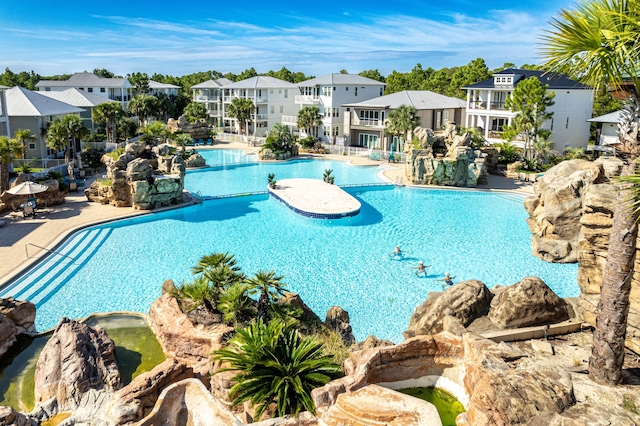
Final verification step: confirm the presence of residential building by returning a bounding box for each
[342,90,466,151]
[222,76,298,137]
[149,80,180,97]
[35,72,133,108]
[192,78,233,127]
[4,87,83,159]
[0,85,9,137]
[463,69,593,150]
[284,74,386,143]
[39,88,112,132]
[587,110,622,153]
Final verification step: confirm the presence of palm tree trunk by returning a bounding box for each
[0,162,10,193]
[589,160,638,384]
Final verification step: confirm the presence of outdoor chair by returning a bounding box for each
[206,138,213,145]
[22,204,35,219]
[69,181,78,192]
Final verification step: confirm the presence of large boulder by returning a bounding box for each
[0,406,37,426]
[0,315,17,359]
[0,297,36,334]
[525,403,640,426]
[407,148,487,187]
[525,159,604,263]
[488,276,570,329]
[34,318,120,411]
[185,153,207,168]
[325,306,355,346]
[404,280,492,339]
[126,158,153,182]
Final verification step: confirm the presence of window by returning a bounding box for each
[333,87,336,91]
[566,117,569,129]
[322,86,332,96]
[79,87,84,91]
[270,89,273,94]
[44,87,50,91]
[491,118,507,131]
[443,110,449,124]
[380,88,384,96]
[88,88,93,93]
[284,89,288,98]
[270,106,274,114]
[280,105,283,113]
[346,86,349,91]
[550,118,554,131]
[333,108,339,118]
[333,126,339,136]
[355,87,358,96]
[279,89,282,94]
[29,143,36,150]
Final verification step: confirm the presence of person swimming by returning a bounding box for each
[437,272,455,286]
[414,261,430,277]
[391,246,403,258]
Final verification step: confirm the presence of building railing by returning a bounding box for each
[255,97,268,103]
[281,115,298,124]
[321,144,405,162]
[295,95,320,103]
[252,113,268,120]
[195,95,220,102]
[490,101,507,110]
[352,117,384,128]
[216,132,267,145]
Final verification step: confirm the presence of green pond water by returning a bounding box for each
[399,387,466,426]
[0,314,165,412]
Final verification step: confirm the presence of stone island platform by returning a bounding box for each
[267,178,361,219]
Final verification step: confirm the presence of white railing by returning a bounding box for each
[352,117,384,128]
[600,134,619,146]
[208,110,222,117]
[253,113,268,120]
[255,97,268,103]
[195,95,220,102]
[281,115,298,124]
[216,132,267,145]
[295,95,320,103]
[321,144,405,162]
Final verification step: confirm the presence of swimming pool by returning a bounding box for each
[1,150,579,342]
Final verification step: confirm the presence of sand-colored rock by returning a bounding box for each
[404,280,492,339]
[0,406,37,426]
[525,402,640,425]
[488,276,570,329]
[325,306,355,346]
[34,318,120,411]
[0,315,17,359]
[320,384,442,426]
[0,297,36,334]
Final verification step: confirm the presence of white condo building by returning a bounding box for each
[192,78,233,127]
[284,74,386,143]
[222,76,298,137]
[463,69,593,150]
[36,72,133,108]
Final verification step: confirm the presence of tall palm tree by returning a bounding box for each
[541,0,640,385]
[14,129,35,160]
[297,106,323,138]
[212,319,341,419]
[245,270,287,323]
[92,102,124,145]
[173,132,193,155]
[227,98,254,136]
[0,136,23,192]
[128,94,160,126]
[385,104,420,150]
[47,115,88,162]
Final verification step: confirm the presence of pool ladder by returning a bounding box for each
[193,191,204,204]
[25,243,76,261]
[394,177,405,186]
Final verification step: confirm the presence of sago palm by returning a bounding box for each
[540,0,640,385]
[246,270,287,323]
[217,283,256,326]
[212,320,342,419]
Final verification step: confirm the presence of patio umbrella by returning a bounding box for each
[6,181,49,196]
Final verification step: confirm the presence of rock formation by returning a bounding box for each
[0,298,36,358]
[406,125,487,187]
[404,280,493,339]
[167,115,212,139]
[525,156,640,352]
[0,406,37,426]
[34,318,120,412]
[488,276,570,329]
[325,306,356,346]
[185,153,207,168]
[85,142,187,210]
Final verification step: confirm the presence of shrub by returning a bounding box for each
[299,136,316,149]
[494,142,522,164]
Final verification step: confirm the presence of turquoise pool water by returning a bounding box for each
[1,150,579,342]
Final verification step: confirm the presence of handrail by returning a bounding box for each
[338,182,393,188]
[25,243,76,261]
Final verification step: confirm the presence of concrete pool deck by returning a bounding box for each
[0,140,533,285]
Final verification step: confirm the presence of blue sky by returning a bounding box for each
[1,0,575,78]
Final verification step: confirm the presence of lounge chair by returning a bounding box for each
[206,138,213,146]
[22,204,35,219]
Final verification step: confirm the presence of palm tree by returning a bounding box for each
[267,123,295,152]
[297,106,323,138]
[14,129,35,160]
[212,320,342,419]
[0,136,23,192]
[173,133,193,155]
[385,105,420,150]
[47,115,88,162]
[540,0,640,385]
[139,121,170,144]
[227,98,254,136]
[217,283,256,326]
[128,94,160,126]
[245,270,287,323]
[192,252,244,297]
[92,102,124,145]
[171,276,216,312]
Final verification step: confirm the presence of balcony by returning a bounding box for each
[208,110,222,117]
[469,101,487,110]
[352,116,385,128]
[252,113,268,120]
[255,96,268,103]
[490,101,507,110]
[195,95,220,102]
[282,115,298,125]
[295,95,320,104]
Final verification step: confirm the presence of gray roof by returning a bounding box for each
[463,68,591,90]
[39,88,112,108]
[344,90,465,110]
[35,72,131,89]
[149,80,180,89]
[224,76,298,89]
[588,110,621,123]
[192,78,233,89]
[298,73,386,87]
[6,86,84,117]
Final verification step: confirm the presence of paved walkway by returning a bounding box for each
[0,142,533,285]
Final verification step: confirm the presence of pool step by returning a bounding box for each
[2,228,112,306]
